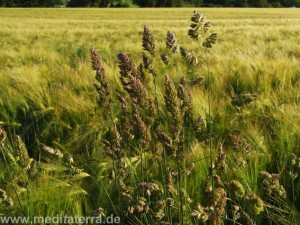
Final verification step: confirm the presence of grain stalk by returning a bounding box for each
[0,128,26,216]
[187,11,218,223]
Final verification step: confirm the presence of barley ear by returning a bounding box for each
[41,143,64,159]
[15,136,32,169]
[0,127,7,144]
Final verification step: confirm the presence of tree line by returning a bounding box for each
[0,0,298,8]
[0,0,66,7]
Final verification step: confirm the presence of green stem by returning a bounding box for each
[140,146,144,183]
[205,48,215,210]
[27,188,30,220]
[178,166,184,225]
[153,76,159,113]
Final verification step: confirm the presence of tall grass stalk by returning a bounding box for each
[205,47,215,212]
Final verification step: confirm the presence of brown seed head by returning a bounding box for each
[166,31,180,53]
[142,25,156,57]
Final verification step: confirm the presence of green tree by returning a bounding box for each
[134,0,156,6]
[38,0,65,6]
[67,0,90,6]
[0,0,6,6]
[248,0,269,6]
[174,0,183,6]
[0,0,65,6]
[192,0,203,6]
[232,0,249,6]
[203,0,225,6]
[281,0,300,6]
[156,0,166,6]
[165,0,173,6]
[14,0,39,6]
[99,0,110,7]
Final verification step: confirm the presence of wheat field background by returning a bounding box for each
[0,8,299,224]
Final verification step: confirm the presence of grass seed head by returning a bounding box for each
[166,198,175,207]
[41,143,64,159]
[231,93,257,107]
[0,127,6,143]
[135,197,149,214]
[133,111,150,149]
[27,160,40,180]
[137,182,160,197]
[178,76,193,118]
[0,189,14,208]
[142,25,156,57]
[89,207,105,218]
[161,54,170,65]
[0,189,7,200]
[62,153,74,165]
[246,192,264,215]
[90,48,110,108]
[142,52,156,76]
[153,200,165,219]
[15,136,32,169]
[214,143,226,173]
[210,187,227,224]
[180,47,198,65]
[190,76,205,86]
[259,171,286,198]
[65,165,89,178]
[166,31,180,53]
[118,52,148,106]
[166,167,177,196]
[190,203,209,222]
[164,75,182,137]
[156,129,175,156]
[188,11,211,40]
[229,180,245,198]
[202,32,218,48]
[2,197,14,208]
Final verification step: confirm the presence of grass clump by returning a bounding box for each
[88,11,220,224]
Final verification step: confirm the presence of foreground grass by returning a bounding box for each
[0,8,299,224]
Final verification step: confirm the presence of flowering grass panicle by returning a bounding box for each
[0,189,14,208]
[142,25,156,57]
[118,52,148,106]
[166,31,180,53]
[90,48,111,110]
[164,74,182,139]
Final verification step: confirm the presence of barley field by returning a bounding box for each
[0,8,299,225]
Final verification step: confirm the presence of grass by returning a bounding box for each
[0,8,299,224]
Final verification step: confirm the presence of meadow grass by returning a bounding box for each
[0,8,299,224]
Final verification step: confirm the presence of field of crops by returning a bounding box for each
[0,8,299,224]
